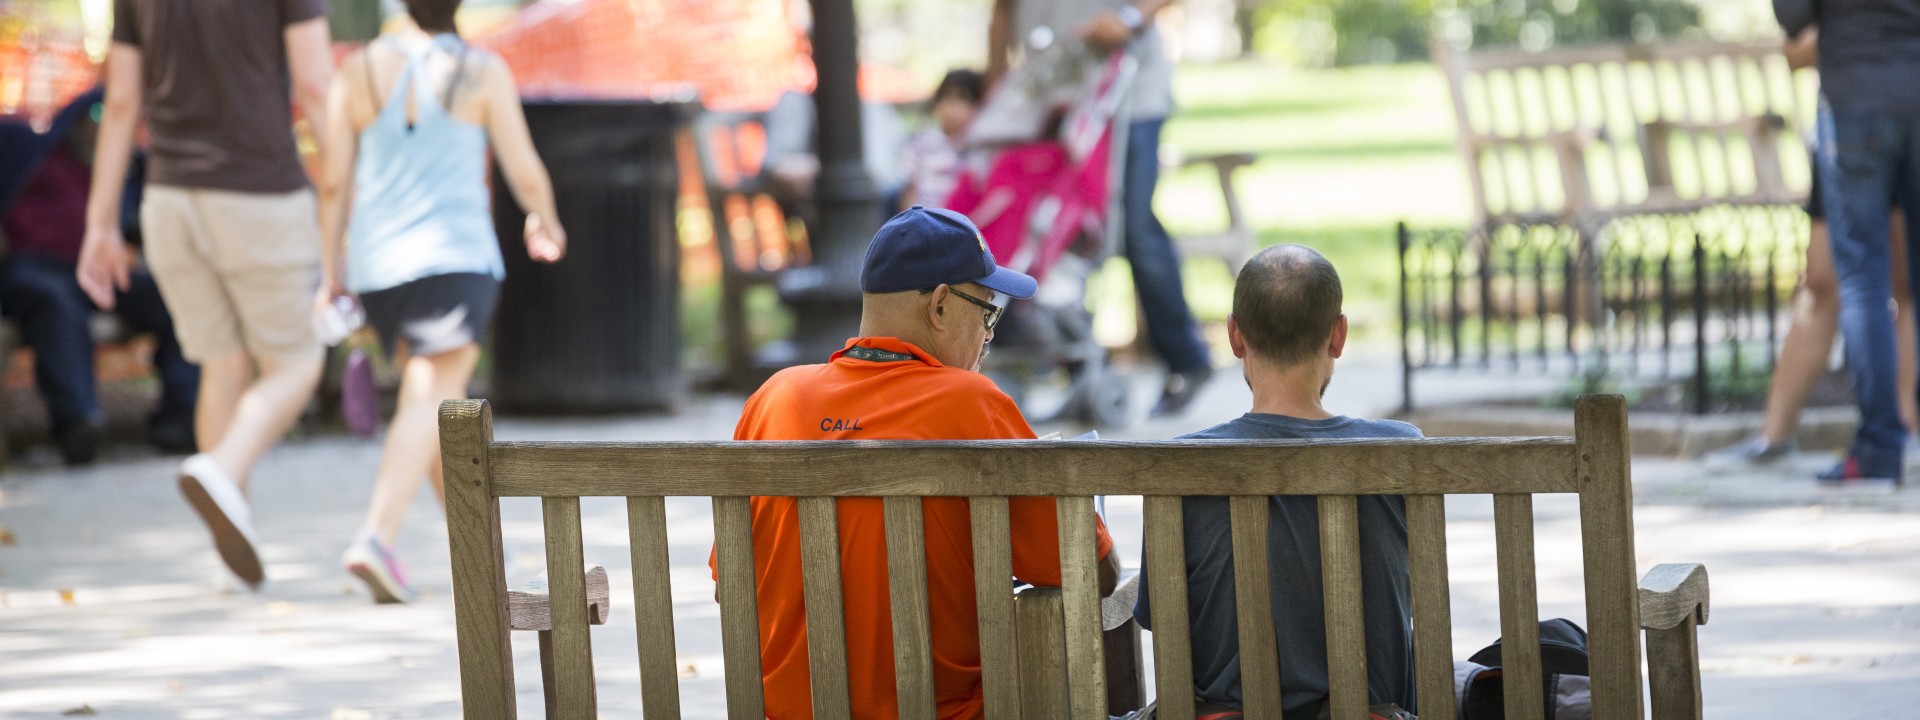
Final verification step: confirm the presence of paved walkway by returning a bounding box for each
[1,357,1916,717]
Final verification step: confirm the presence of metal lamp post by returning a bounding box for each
[779,0,884,362]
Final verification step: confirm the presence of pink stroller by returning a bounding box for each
[944,46,1136,427]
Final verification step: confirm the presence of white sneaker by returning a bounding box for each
[179,454,264,589]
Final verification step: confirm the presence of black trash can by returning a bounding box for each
[490,100,692,413]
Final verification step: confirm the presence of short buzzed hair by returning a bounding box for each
[1233,245,1343,367]
[407,0,462,33]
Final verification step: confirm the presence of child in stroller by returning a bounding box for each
[944,39,1136,427]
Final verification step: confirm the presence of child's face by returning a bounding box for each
[934,94,977,139]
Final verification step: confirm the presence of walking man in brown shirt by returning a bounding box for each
[80,0,336,589]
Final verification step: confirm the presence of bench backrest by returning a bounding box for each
[1434,40,1814,229]
[688,109,811,278]
[440,394,1643,720]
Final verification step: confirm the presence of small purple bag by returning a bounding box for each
[342,348,381,438]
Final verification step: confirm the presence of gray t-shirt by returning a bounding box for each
[1135,413,1421,719]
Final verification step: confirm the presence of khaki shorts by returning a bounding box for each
[141,186,322,364]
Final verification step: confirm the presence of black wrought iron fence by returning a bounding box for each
[1398,205,1810,413]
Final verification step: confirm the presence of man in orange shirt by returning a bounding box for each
[716,206,1119,719]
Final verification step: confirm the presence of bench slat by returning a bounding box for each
[969,496,1021,719]
[542,497,598,718]
[1229,496,1284,718]
[1576,395,1645,720]
[1405,495,1457,720]
[490,439,1578,497]
[797,497,853,718]
[1143,496,1196,720]
[884,497,938,720]
[1015,588,1070,717]
[712,496,766,720]
[440,400,517,719]
[1494,494,1545,720]
[627,496,683,719]
[1318,495,1368,719]
[1057,496,1107,719]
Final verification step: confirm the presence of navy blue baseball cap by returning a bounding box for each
[861,206,1038,299]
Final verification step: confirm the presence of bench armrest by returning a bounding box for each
[1101,572,1142,631]
[1638,562,1709,630]
[509,564,612,631]
[1639,563,1708,720]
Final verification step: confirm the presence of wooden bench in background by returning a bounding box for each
[441,393,1710,719]
[687,109,809,393]
[1433,39,1812,235]
[0,313,138,462]
[1164,149,1259,278]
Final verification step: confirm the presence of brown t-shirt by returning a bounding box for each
[111,0,328,193]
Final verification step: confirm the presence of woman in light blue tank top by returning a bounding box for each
[315,0,567,604]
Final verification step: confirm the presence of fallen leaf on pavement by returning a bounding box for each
[681,663,699,678]
[58,589,76,605]
[61,706,95,716]
[0,524,16,545]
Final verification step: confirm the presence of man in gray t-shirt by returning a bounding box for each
[1135,244,1419,719]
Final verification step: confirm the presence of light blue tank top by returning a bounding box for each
[346,35,504,295]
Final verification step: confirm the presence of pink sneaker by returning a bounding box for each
[343,532,415,604]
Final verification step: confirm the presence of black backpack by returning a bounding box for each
[1455,618,1593,720]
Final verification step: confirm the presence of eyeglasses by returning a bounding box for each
[921,286,1005,330]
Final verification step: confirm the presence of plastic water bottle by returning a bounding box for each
[313,295,365,347]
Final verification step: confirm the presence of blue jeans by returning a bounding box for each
[0,253,198,430]
[1818,105,1920,476]
[1125,118,1210,374]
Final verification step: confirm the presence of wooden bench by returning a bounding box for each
[440,393,1710,719]
[508,565,613,718]
[1433,39,1812,235]
[0,313,136,461]
[1164,149,1259,277]
[687,109,810,392]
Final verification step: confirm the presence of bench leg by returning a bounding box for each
[539,629,557,718]
[1105,618,1145,716]
[1645,616,1703,720]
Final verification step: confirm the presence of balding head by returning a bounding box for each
[1232,245,1343,368]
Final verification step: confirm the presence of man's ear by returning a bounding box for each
[1227,314,1248,359]
[925,284,950,332]
[1328,314,1348,360]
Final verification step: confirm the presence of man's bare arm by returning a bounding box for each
[77,43,143,309]
[285,16,334,156]
[1099,549,1120,596]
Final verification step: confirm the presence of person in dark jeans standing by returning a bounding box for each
[1776,0,1920,483]
[1079,0,1215,416]
[0,89,197,464]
